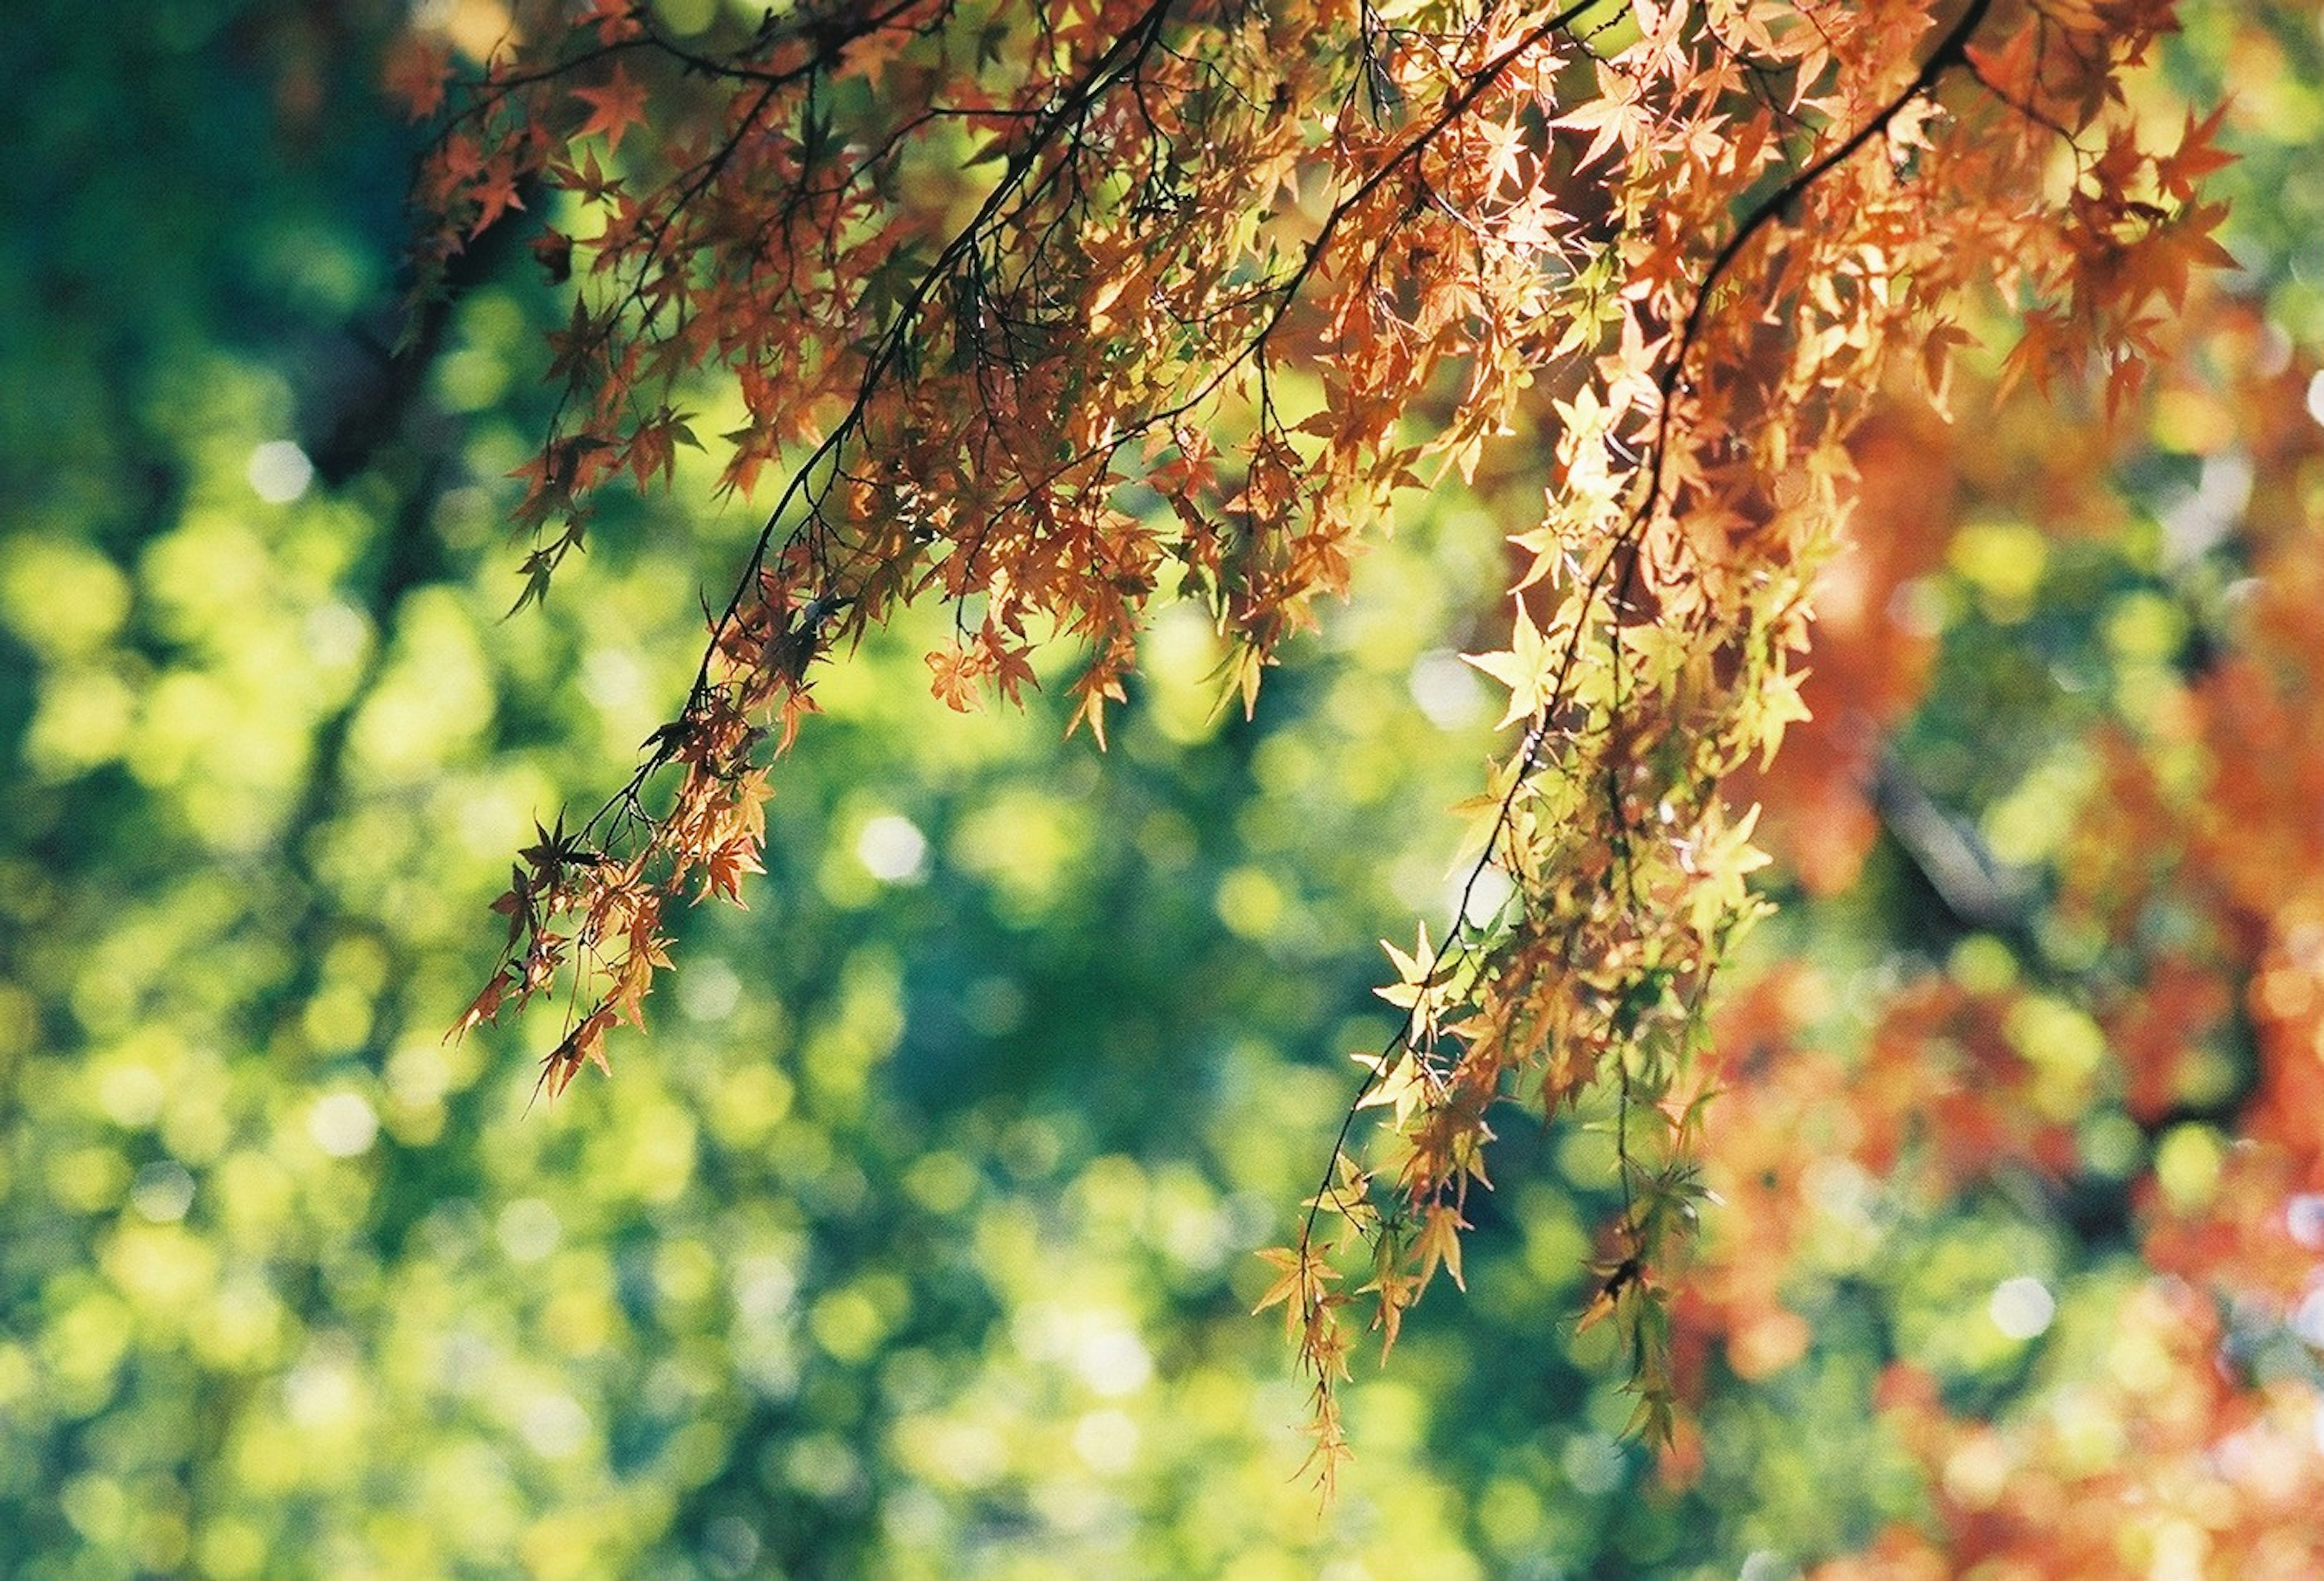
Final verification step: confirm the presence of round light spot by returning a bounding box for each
[308,1091,379,1158]
[303,602,369,667]
[283,1354,357,1426]
[497,1197,560,1263]
[1074,1327,1152,1398]
[519,1390,591,1458]
[2286,1193,2324,1251]
[246,440,314,505]
[97,1064,166,1128]
[130,1161,196,1223]
[2289,1289,2324,1350]
[1408,649,1486,730]
[581,647,644,710]
[1560,1430,1625,1496]
[678,956,742,1023]
[1989,1275,2056,1340]
[856,814,929,884]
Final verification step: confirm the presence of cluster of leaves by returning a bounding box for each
[5,13,1559,1574]
[1675,263,2324,1577]
[402,0,2236,1481]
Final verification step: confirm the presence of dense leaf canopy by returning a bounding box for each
[1,1,2319,1579]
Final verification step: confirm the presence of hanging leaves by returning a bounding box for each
[402,0,2229,1481]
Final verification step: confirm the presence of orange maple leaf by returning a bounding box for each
[573,62,651,155]
[382,35,450,122]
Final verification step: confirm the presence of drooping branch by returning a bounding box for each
[406,0,2228,1487]
[1271,0,2219,1478]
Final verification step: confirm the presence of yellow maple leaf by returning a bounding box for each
[1462,601,1558,730]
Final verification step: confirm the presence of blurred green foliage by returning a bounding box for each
[2,3,2316,1579]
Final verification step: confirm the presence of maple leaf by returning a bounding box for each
[1557,73,1652,169]
[700,838,764,906]
[1252,1244,1336,1340]
[468,159,526,238]
[1917,318,1976,416]
[447,971,511,1043]
[573,62,651,155]
[1461,602,1558,730]
[488,863,534,946]
[382,34,450,122]
[1065,668,1127,750]
[625,408,703,489]
[926,646,981,712]
[1358,1251,1423,1360]
[1575,1256,1644,1335]
[533,1009,617,1105]
[2156,104,2236,201]
[1411,1200,1468,1294]
[1374,921,1441,1017]
[518,813,597,883]
[1753,663,1813,770]
[580,0,645,45]
[1684,802,1774,942]
[985,635,1039,705]
[607,948,660,1030]
[530,227,574,285]
[1355,1049,1431,1130]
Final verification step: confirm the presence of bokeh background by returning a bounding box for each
[4,4,2320,1579]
